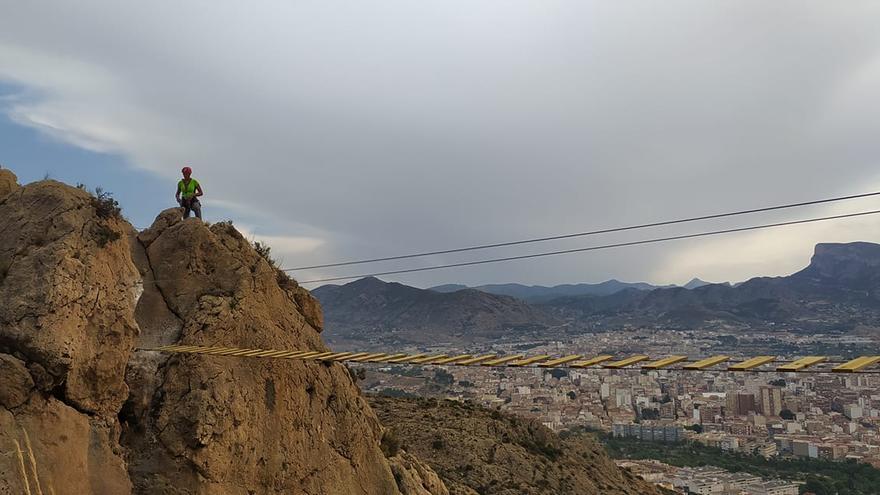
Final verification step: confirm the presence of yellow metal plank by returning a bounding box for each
[275,350,314,359]
[386,353,429,364]
[181,345,215,353]
[247,349,290,358]
[370,353,408,363]
[538,355,583,367]
[352,352,389,363]
[183,346,225,354]
[432,354,473,365]
[216,347,254,356]
[217,348,256,356]
[833,356,880,373]
[196,347,239,355]
[193,346,222,353]
[456,354,497,365]
[728,356,776,371]
[291,351,324,359]
[238,348,279,357]
[411,354,449,364]
[683,355,730,370]
[777,356,827,372]
[349,353,387,362]
[226,348,265,357]
[509,355,552,367]
[317,352,354,361]
[302,351,337,360]
[604,355,650,369]
[642,355,688,370]
[481,355,525,366]
[335,352,370,361]
[570,355,614,368]
[258,349,304,358]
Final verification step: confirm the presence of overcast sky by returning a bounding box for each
[2,1,879,288]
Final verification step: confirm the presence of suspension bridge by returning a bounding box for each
[142,344,880,374]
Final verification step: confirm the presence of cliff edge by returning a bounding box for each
[0,171,442,495]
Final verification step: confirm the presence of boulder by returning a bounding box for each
[0,180,140,416]
[0,168,18,198]
[389,450,450,495]
[0,353,33,408]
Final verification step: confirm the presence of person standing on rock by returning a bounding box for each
[175,166,204,219]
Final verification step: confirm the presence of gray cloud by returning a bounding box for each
[1,1,879,287]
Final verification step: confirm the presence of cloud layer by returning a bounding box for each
[2,1,879,287]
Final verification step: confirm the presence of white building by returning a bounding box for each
[740,479,799,495]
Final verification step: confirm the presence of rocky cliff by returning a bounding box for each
[0,170,443,495]
[0,171,140,493]
[0,170,663,495]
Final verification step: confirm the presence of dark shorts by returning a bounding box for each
[181,198,202,219]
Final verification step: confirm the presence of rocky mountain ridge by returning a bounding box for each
[0,170,438,494]
[541,241,880,332]
[428,279,675,302]
[314,277,558,348]
[318,242,880,341]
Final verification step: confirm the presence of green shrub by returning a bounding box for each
[94,223,121,247]
[91,187,121,219]
[380,429,402,457]
[253,240,298,290]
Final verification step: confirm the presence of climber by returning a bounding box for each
[175,166,204,219]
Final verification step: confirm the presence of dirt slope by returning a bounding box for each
[369,396,663,495]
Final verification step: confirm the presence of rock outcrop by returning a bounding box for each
[387,451,449,495]
[0,167,19,197]
[0,174,138,493]
[124,210,404,494]
[0,172,660,495]
[0,175,443,494]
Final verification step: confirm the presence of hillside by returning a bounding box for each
[314,277,558,348]
[369,396,663,495]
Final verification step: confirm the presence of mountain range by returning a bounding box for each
[313,277,558,348]
[428,278,725,302]
[315,242,880,346]
[543,242,880,331]
[429,280,675,302]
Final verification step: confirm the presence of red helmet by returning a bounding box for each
[181,166,192,176]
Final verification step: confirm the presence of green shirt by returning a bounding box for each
[178,178,200,199]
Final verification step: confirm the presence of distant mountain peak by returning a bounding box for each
[684,278,711,289]
[793,241,880,289]
[428,283,469,293]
